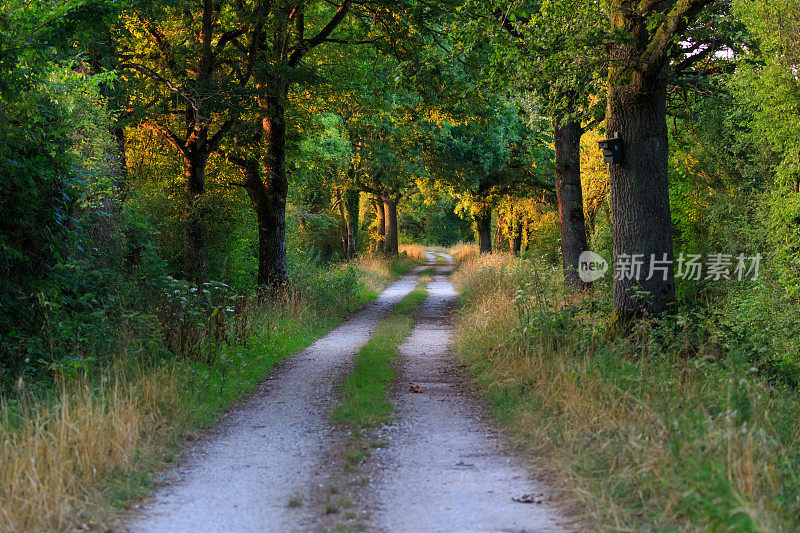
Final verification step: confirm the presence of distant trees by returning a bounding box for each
[428,98,552,254]
[487,1,606,288]
[733,0,800,291]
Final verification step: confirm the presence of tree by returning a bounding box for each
[219,0,428,283]
[603,0,716,317]
[114,0,260,280]
[490,1,606,285]
[428,97,552,253]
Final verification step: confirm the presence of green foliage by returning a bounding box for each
[733,0,800,189]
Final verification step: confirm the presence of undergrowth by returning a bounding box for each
[452,251,800,532]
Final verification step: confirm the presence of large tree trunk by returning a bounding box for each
[374,195,386,254]
[607,71,674,315]
[183,152,208,281]
[554,119,590,290]
[256,94,288,288]
[383,196,399,256]
[344,189,359,259]
[474,211,492,254]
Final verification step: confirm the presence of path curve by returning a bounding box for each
[371,252,566,532]
[126,268,423,533]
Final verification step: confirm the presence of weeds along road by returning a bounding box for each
[127,253,566,532]
[127,268,424,533]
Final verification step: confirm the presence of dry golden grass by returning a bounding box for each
[0,364,183,531]
[398,243,427,262]
[448,242,479,263]
[453,252,800,531]
[352,255,393,294]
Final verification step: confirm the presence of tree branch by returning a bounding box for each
[145,120,188,156]
[640,0,716,81]
[288,0,352,66]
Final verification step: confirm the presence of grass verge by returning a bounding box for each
[0,256,411,532]
[452,252,800,532]
[315,280,428,529]
[332,283,428,428]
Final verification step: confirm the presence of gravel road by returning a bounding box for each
[370,252,565,532]
[127,253,567,532]
[126,268,423,533]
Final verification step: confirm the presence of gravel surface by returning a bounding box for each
[371,252,566,532]
[126,268,423,533]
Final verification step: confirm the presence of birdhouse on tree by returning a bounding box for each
[598,137,624,163]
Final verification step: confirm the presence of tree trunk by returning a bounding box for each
[383,196,399,256]
[336,189,348,256]
[474,211,492,254]
[494,212,509,252]
[554,119,590,290]
[374,195,386,254]
[344,189,359,259]
[257,94,288,288]
[183,152,208,282]
[512,215,523,255]
[607,71,675,315]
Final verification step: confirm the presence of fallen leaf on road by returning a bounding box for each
[408,385,422,393]
[512,493,544,504]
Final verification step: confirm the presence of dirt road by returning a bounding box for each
[370,253,564,532]
[127,254,565,532]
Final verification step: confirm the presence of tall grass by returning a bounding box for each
[398,243,427,262]
[453,252,800,531]
[448,242,479,263]
[0,368,175,530]
[0,256,408,531]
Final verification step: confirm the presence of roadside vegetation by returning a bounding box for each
[0,255,415,532]
[453,248,800,531]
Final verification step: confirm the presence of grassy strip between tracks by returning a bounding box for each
[332,281,428,429]
[312,280,428,527]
